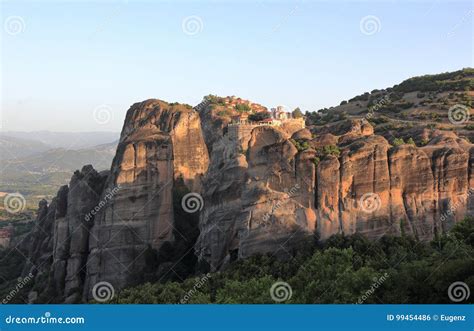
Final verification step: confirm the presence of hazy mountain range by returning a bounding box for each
[0,131,119,202]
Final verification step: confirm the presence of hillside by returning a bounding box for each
[0,135,52,160]
[0,141,117,206]
[307,68,473,144]
[1,131,119,149]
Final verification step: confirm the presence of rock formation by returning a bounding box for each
[18,97,473,303]
[83,100,209,300]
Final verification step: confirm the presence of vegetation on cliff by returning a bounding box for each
[305,67,473,143]
[111,218,474,304]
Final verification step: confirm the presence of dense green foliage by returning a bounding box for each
[393,68,473,93]
[392,138,405,147]
[204,94,226,105]
[292,108,304,119]
[235,104,251,112]
[113,218,474,304]
[249,112,271,122]
[321,144,341,157]
[290,139,310,152]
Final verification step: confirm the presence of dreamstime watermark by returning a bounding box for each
[194,98,211,112]
[440,187,473,223]
[262,183,300,224]
[271,5,299,33]
[446,10,473,38]
[448,281,470,302]
[4,16,26,36]
[181,192,204,213]
[3,193,26,214]
[84,185,121,222]
[367,94,390,119]
[180,273,211,304]
[359,193,381,213]
[359,15,381,36]
[358,94,391,130]
[356,272,390,304]
[270,281,292,303]
[93,104,113,125]
[182,16,203,36]
[2,273,34,304]
[92,281,115,303]
[448,104,470,125]
[5,312,85,325]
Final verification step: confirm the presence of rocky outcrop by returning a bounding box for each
[83,100,209,300]
[18,97,473,302]
[196,125,316,270]
[54,166,108,303]
[196,118,473,268]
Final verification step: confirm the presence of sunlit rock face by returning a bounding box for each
[83,100,209,300]
[195,125,317,271]
[196,119,473,269]
[20,98,473,302]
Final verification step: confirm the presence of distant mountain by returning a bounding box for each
[0,135,52,160]
[4,141,117,173]
[1,131,119,149]
[0,141,118,199]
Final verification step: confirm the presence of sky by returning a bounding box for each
[1,0,473,132]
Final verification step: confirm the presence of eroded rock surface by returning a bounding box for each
[19,98,473,302]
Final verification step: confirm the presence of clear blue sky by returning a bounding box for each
[1,0,472,132]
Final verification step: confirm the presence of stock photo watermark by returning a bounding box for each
[270,281,293,303]
[3,193,26,214]
[92,281,115,303]
[356,273,390,304]
[84,185,121,222]
[359,15,381,36]
[359,193,381,213]
[180,273,212,304]
[181,192,204,213]
[182,16,203,36]
[448,104,470,125]
[4,16,25,36]
[93,104,113,125]
[447,281,470,303]
[2,273,34,304]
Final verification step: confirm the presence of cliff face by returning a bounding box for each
[196,119,473,269]
[20,97,473,302]
[83,100,209,300]
[21,166,108,303]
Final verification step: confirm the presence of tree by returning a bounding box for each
[322,145,341,157]
[406,138,416,146]
[249,112,271,122]
[392,138,405,147]
[215,276,277,304]
[290,248,378,303]
[292,107,303,119]
[235,104,251,112]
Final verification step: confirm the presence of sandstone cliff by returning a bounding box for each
[195,117,473,270]
[19,96,473,302]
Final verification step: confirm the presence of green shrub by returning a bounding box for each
[322,145,341,157]
[290,139,310,152]
[292,108,304,118]
[393,138,405,146]
[112,217,474,304]
[249,112,271,122]
[235,104,251,112]
[406,138,416,146]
